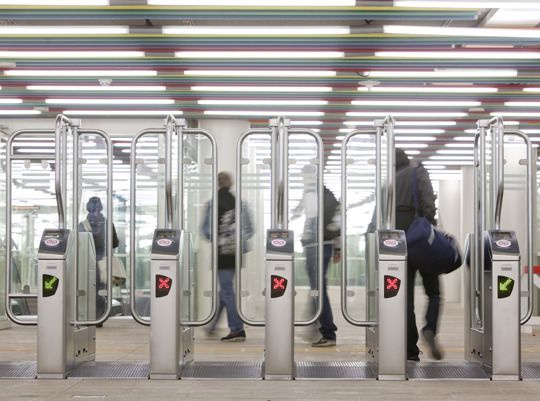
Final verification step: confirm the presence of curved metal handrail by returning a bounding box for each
[504,130,534,325]
[130,127,166,326]
[340,128,378,327]
[75,128,114,327]
[5,130,55,326]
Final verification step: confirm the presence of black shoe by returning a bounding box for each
[221,330,246,342]
[312,337,336,347]
[407,355,420,362]
[423,330,442,360]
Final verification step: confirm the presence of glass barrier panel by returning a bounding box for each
[343,134,377,323]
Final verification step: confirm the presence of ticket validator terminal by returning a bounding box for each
[37,229,96,379]
[484,230,521,380]
[150,228,194,379]
[264,229,294,380]
[368,230,407,380]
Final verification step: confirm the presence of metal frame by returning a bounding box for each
[129,116,218,327]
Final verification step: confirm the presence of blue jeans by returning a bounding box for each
[306,244,337,341]
[211,268,244,334]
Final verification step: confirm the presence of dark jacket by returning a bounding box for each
[395,157,436,232]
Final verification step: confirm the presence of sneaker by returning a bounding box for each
[221,330,246,342]
[423,330,442,360]
[407,354,420,362]
[312,337,336,347]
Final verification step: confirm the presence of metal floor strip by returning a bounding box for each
[181,361,263,380]
[295,361,376,380]
[0,361,37,379]
[68,361,150,379]
[521,362,540,380]
[407,361,489,380]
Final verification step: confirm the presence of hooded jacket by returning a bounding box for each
[395,149,437,232]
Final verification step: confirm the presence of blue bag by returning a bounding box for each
[406,167,463,275]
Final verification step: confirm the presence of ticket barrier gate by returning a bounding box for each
[366,230,407,381]
[467,230,520,380]
[37,229,96,379]
[150,228,194,379]
[264,229,294,380]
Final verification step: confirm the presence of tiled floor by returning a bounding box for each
[1,289,540,400]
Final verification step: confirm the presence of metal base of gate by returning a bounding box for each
[68,361,150,379]
[0,361,37,379]
[295,362,376,380]
[407,361,489,380]
[180,361,262,380]
[521,362,540,380]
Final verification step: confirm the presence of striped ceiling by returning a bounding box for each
[0,2,539,179]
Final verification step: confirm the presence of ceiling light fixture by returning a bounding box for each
[28,85,167,91]
[375,51,540,59]
[64,110,183,116]
[185,70,337,77]
[394,1,540,9]
[0,26,129,35]
[176,51,344,58]
[0,51,144,58]
[198,100,328,105]
[0,109,41,115]
[192,86,333,92]
[357,86,498,93]
[383,25,540,39]
[164,26,350,35]
[367,69,517,77]
[5,70,157,76]
[46,99,174,105]
[150,0,355,5]
[352,100,481,107]
[347,112,468,117]
[204,110,324,116]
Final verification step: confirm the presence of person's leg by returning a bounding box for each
[317,244,337,341]
[419,269,442,359]
[218,268,244,334]
[305,245,318,314]
[407,262,420,360]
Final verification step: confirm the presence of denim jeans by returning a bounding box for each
[306,243,337,341]
[211,268,244,334]
[407,261,440,358]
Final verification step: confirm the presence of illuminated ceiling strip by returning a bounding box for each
[351,100,481,107]
[0,109,41,115]
[192,86,333,92]
[163,26,350,35]
[0,51,145,58]
[149,0,356,5]
[367,69,517,77]
[5,70,157,76]
[375,51,540,59]
[0,0,107,4]
[384,25,540,39]
[0,26,129,35]
[64,110,183,115]
[523,88,540,92]
[357,86,498,93]
[204,110,324,116]
[396,135,438,140]
[28,85,167,91]
[505,101,540,107]
[176,51,344,58]
[347,112,467,117]
[490,112,540,117]
[185,70,337,77]
[395,1,540,9]
[0,99,23,104]
[46,99,175,105]
[198,100,328,105]
[345,120,457,126]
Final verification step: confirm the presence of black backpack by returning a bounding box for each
[323,187,341,240]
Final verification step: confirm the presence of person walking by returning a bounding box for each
[394,148,443,361]
[202,172,253,342]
